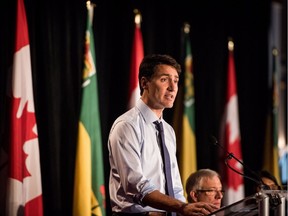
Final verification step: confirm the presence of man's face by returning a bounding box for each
[141,64,179,112]
[190,176,223,208]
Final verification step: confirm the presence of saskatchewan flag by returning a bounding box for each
[73,2,106,216]
[173,23,197,193]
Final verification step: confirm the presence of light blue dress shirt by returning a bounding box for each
[108,99,185,213]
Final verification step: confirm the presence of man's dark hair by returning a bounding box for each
[138,54,181,95]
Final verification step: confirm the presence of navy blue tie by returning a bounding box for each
[154,121,176,216]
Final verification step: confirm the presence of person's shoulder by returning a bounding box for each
[111,107,141,128]
[109,108,145,141]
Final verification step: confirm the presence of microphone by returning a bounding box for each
[210,135,282,208]
[209,135,269,190]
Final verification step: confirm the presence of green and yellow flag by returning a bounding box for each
[73,2,106,216]
[263,47,281,184]
[173,23,197,194]
[263,2,283,185]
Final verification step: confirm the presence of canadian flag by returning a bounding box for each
[127,12,144,109]
[6,0,43,215]
[221,41,244,206]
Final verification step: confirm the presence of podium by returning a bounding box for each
[209,190,287,216]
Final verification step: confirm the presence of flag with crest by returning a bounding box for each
[73,2,106,216]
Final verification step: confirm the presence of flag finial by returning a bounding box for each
[272,47,278,56]
[183,22,190,34]
[133,9,142,27]
[86,1,96,9]
[228,38,234,51]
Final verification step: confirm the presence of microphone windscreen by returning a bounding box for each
[209,135,218,146]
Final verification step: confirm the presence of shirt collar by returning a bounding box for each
[136,99,161,124]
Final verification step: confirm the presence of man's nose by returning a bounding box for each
[168,80,177,91]
[215,191,224,199]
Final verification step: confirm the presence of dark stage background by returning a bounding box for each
[0,0,286,215]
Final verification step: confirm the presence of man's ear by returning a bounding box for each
[141,77,149,90]
[190,191,199,202]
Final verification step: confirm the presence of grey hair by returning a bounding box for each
[185,169,221,203]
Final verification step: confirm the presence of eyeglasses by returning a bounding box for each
[196,189,225,196]
[263,184,281,190]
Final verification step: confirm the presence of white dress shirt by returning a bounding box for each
[108,99,185,213]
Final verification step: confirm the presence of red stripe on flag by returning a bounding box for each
[24,195,43,215]
[15,0,29,52]
[128,20,144,109]
[227,52,237,98]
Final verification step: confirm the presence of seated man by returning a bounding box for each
[185,169,224,209]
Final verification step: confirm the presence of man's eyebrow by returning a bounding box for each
[159,73,179,79]
[200,187,221,189]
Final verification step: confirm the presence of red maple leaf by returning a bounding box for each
[9,97,38,182]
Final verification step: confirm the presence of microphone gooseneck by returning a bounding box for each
[209,135,269,188]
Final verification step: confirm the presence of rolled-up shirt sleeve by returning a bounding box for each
[109,119,159,206]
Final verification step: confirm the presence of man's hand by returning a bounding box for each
[179,202,219,215]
